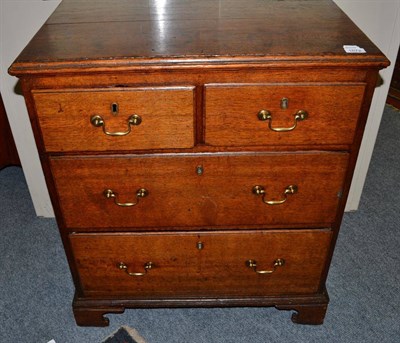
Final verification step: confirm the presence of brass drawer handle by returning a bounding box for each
[90,114,142,136]
[246,258,285,274]
[118,261,153,276]
[252,185,298,205]
[103,188,148,207]
[257,109,308,132]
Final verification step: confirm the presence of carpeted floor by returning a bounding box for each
[0,105,399,343]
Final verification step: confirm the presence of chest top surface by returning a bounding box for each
[9,0,389,74]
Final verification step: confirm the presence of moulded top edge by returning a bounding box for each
[9,54,390,77]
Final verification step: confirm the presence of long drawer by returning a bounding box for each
[32,87,195,152]
[205,83,366,146]
[50,152,349,229]
[70,230,332,297]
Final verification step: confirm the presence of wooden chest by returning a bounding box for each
[9,0,389,326]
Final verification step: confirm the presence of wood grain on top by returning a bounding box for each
[9,0,389,74]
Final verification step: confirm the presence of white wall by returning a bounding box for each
[333,0,400,211]
[0,0,61,217]
[1,0,399,217]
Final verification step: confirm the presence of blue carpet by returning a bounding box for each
[0,105,399,342]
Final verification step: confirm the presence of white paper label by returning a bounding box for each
[343,45,366,53]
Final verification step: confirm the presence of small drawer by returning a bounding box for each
[50,152,348,229]
[205,83,366,146]
[70,230,332,297]
[32,87,195,152]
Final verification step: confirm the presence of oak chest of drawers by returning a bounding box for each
[9,0,389,326]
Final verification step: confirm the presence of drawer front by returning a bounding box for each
[50,152,348,229]
[205,83,366,146]
[32,87,195,152]
[70,230,332,297]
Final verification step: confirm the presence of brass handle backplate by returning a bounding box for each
[90,114,142,136]
[118,261,153,276]
[257,109,308,132]
[252,185,298,205]
[246,258,285,274]
[104,188,148,207]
